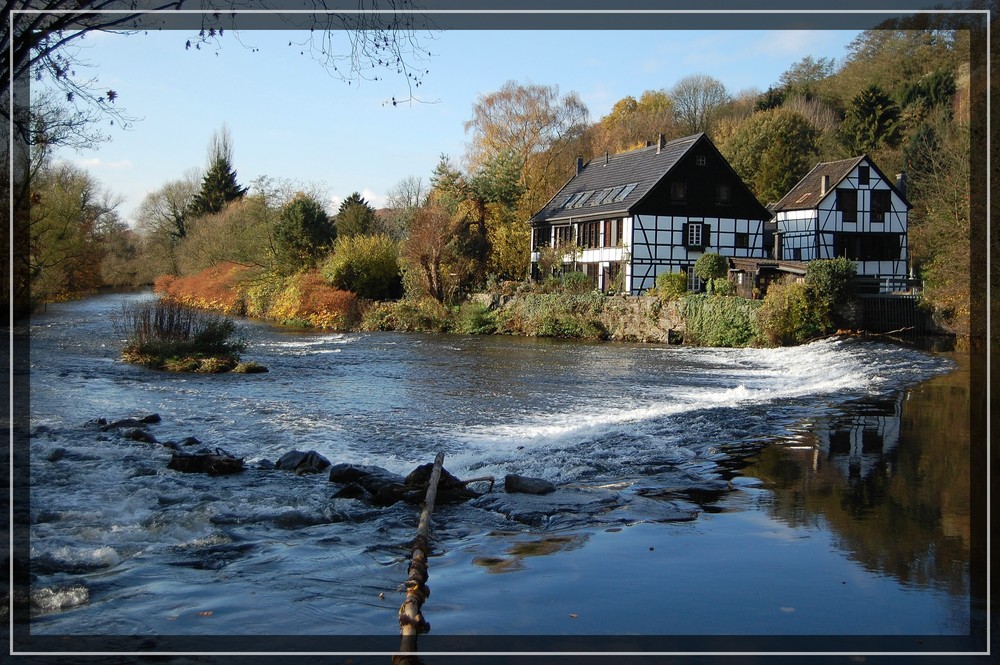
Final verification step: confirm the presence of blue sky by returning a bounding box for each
[51,27,862,224]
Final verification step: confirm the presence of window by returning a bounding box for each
[686,266,702,292]
[671,181,687,203]
[735,232,749,248]
[604,218,623,247]
[836,188,858,223]
[562,192,585,209]
[870,190,891,223]
[588,188,613,207]
[687,222,702,247]
[857,165,870,186]
[532,227,550,250]
[613,183,638,203]
[572,191,594,208]
[715,183,732,205]
[684,222,710,249]
[554,225,574,247]
[696,155,707,166]
[834,233,901,261]
[578,221,601,249]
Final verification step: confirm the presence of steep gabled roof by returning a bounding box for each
[771,156,865,213]
[529,133,704,224]
[772,155,912,212]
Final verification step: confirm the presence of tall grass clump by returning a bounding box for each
[682,294,761,347]
[113,298,247,372]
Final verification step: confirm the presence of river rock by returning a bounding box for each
[275,450,332,474]
[404,463,481,504]
[124,428,157,444]
[329,463,405,497]
[504,474,556,495]
[471,488,622,528]
[168,451,244,475]
[101,415,159,431]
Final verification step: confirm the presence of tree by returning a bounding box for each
[694,253,729,282]
[463,80,590,217]
[188,125,248,219]
[28,160,122,302]
[335,192,377,238]
[135,170,201,276]
[402,203,455,302]
[592,90,676,154]
[840,85,902,155]
[275,193,336,271]
[669,74,730,135]
[380,175,427,240]
[721,107,820,204]
[778,56,837,97]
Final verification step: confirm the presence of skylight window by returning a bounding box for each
[562,192,585,209]
[612,183,638,203]
[795,192,813,204]
[588,188,614,206]
[572,191,594,207]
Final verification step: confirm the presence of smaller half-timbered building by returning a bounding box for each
[771,156,911,293]
[528,133,772,295]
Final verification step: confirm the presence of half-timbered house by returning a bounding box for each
[528,133,772,295]
[771,156,911,293]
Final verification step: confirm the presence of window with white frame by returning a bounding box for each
[687,222,703,247]
[686,266,702,292]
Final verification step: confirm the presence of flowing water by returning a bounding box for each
[12,291,981,654]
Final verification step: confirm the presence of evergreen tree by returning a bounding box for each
[335,192,377,238]
[188,126,248,219]
[275,193,336,272]
[840,85,902,155]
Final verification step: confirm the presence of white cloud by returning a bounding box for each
[73,157,133,171]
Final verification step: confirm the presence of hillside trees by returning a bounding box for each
[670,74,730,135]
[591,90,676,154]
[840,85,903,155]
[135,171,201,277]
[721,107,820,204]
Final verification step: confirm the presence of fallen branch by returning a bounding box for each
[397,451,444,658]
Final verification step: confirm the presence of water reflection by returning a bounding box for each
[746,356,970,598]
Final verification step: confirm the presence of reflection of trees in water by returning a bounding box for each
[747,359,970,599]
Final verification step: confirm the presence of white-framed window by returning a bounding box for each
[686,265,702,292]
[687,222,703,247]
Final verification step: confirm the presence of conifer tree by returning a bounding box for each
[335,192,377,238]
[188,126,248,219]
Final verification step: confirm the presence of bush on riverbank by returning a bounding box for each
[493,292,609,340]
[683,294,761,347]
[113,298,247,372]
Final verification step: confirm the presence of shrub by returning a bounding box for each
[805,257,857,309]
[454,301,497,335]
[753,280,828,346]
[561,271,594,294]
[694,252,729,282]
[493,292,608,340]
[682,294,761,347]
[153,262,248,315]
[321,233,403,301]
[654,271,688,301]
[391,297,453,332]
[708,277,736,296]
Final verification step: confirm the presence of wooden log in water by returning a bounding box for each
[397,451,444,657]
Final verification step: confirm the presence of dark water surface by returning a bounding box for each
[14,292,980,653]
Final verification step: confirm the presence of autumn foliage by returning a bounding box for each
[155,263,359,331]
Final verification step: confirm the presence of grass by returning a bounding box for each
[113,298,250,373]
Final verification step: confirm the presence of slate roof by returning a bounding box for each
[771,156,865,213]
[529,133,704,224]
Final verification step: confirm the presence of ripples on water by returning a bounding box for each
[20,292,953,637]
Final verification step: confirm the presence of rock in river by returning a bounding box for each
[504,474,556,495]
[168,450,244,475]
[275,450,331,474]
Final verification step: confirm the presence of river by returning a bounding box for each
[10,291,985,658]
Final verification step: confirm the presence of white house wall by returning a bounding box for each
[628,214,767,294]
[777,161,909,292]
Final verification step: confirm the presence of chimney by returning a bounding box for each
[605,151,609,165]
[656,133,665,154]
[820,174,830,196]
[895,172,907,199]
[576,157,584,175]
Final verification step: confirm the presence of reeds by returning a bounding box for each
[113,298,246,367]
